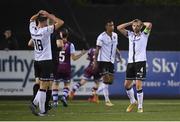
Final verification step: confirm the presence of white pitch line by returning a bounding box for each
[0,110,179,116]
[0,102,180,106]
[0,111,141,115]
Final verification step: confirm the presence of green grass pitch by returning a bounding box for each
[0,99,180,121]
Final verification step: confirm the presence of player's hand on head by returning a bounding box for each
[130,19,136,24]
[38,10,46,15]
[50,14,55,18]
[38,10,49,17]
[38,10,44,14]
[43,11,49,16]
[131,19,139,24]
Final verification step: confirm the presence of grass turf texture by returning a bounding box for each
[0,99,180,121]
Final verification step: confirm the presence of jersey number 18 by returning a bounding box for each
[33,39,43,51]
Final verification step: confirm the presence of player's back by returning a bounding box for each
[57,41,72,73]
[29,21,54,61]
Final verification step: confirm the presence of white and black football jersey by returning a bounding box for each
[29,21,54,61]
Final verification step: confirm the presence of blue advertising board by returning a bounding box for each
[0,51,179,97]
[109,51,180,97]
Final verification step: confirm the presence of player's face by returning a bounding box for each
[132,21,142,33]
[4,30,12,38]
[106,22,114,32]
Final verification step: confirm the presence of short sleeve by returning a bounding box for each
[127,30,132,37]
[42,25,55,35]
[70,43,75,54]
[115,33,118,45]
[29,21,36,33]
[96,35,103,47]
[46,25,55,34]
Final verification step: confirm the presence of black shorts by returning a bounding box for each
[97,61,114,76]
[126,61,146,80]
[54,72,71,82]
[54,63,71,82]
[34,60,54,81]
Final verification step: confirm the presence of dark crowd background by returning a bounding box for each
[0,0,179,51]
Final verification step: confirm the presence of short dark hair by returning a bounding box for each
[105,19,114,25]
[37,14,47,22]
[60,28,69,38]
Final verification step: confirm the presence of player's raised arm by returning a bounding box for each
[48,14,64,30]
[117,20,134,37]
[29,12,39,33]
[71,49,87,61]
[40,10,64,30]
[143,22,152,34]
[30,13,39,22]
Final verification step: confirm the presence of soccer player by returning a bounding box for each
[93,19,118,87]
[93,48,122,106]
[29,10,64,116]
[117,19,152,113]
[70,47,121,106]
[52,28,86,107]
[28,29,57,113]
[28,39,41,105]
[28,18,59,113]
[69,48,101,102]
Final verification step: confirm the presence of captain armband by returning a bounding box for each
[144,28,151,34]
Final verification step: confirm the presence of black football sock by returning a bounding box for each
[45,89,52,112]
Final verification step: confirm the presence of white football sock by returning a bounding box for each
[33,90,40,106]
[126,88,136,104]
[52,89,59,103]
[38,90,46,113]
[103,83,110,102]
[96,82,104,94]
[72,83,81,92]
[96,82,110,102]
[137,92,143,109]
[62,87,69,98]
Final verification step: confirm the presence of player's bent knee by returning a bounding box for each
[136,80,142,90]
[40,81,50,89]
[48,81,53,89]
[95,81,100,87]
[124,81,128,88]
[124,80,132,89]
[64,82,70,87]
[52,82,59,89]
[136,84,142,90]
[54,82,59,86]
[80,79,87,85]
